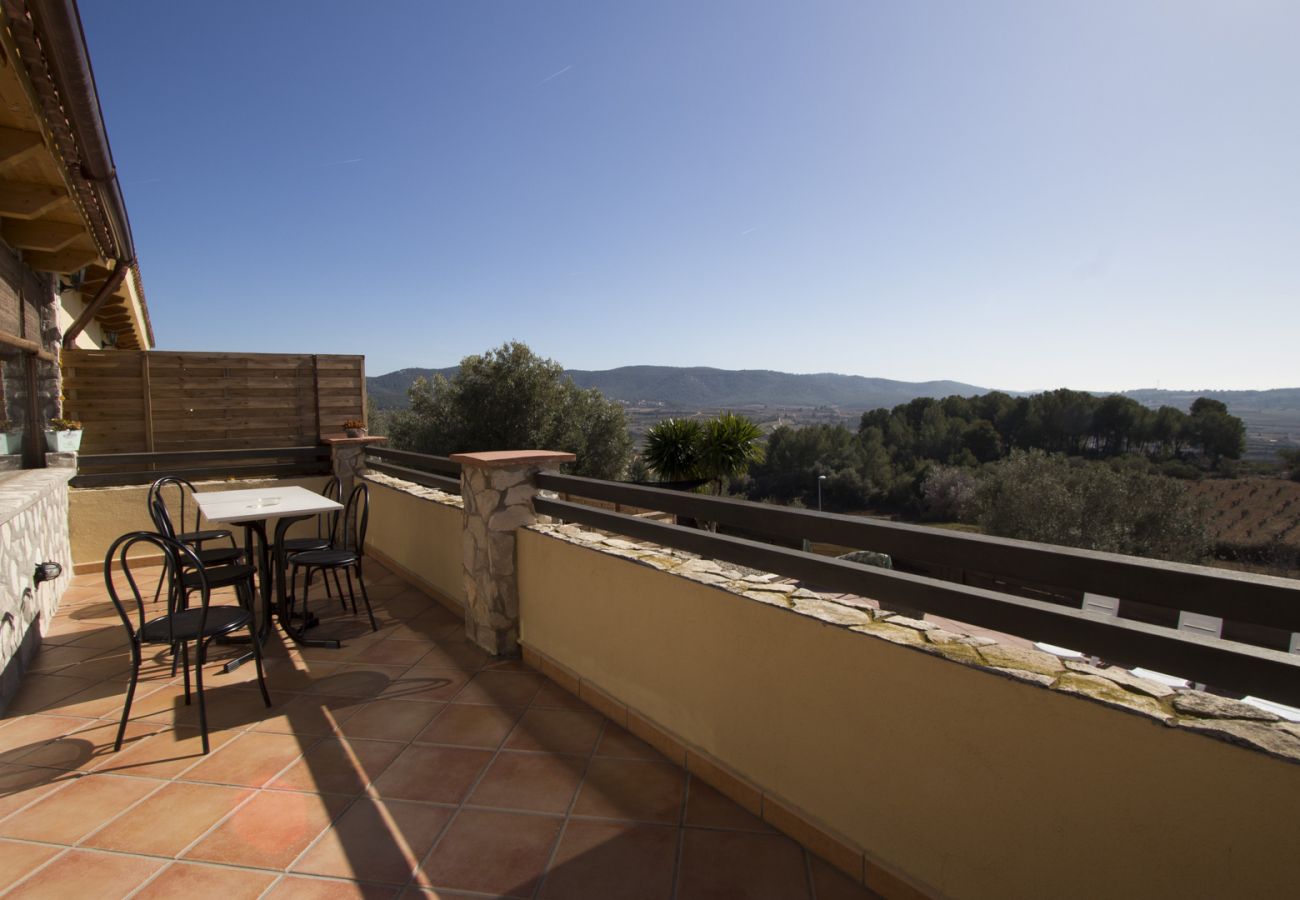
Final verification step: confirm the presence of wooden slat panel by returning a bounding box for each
[61,349,364,453]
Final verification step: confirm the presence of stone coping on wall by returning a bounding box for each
[0,468,75,526]
[363,471,464,509]
[449,450,575,468]
[529,521,1300,765]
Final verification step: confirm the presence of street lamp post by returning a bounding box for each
[817,474,827,512]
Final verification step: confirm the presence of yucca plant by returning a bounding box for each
[700,412,764,496]
[642,418,705,482]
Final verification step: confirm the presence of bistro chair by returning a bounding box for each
[287,482,377,632]
[148,476,239,555]
[105,532,271,755]
[281,476,345,602]
[147,482,245,609]
[152,495,262,675]
[151,496,258,608]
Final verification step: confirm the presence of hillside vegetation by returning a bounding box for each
[369,365,986,411]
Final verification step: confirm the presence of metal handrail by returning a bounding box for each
[533,477,1300,706]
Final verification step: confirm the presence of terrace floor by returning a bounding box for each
[0,562,875,899]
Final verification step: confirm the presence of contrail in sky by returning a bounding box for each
[537,65,574,86]
[320,158,364,167]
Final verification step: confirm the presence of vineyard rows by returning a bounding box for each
[1188,478,1300,549]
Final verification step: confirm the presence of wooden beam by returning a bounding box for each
[63,258,131,348]
[22,244,101,274]
[0,127,45,172]
[0,181,69,219]
[0,328,55,362]
[0,218,83,251]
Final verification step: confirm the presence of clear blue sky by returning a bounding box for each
[81,1,1300,392]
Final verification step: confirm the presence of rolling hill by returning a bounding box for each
[367,365,988,411]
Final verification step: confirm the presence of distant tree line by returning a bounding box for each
[738,390,1246,515]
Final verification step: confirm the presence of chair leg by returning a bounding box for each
[180,642,191,704]
[333,570,347,612]
[300,567,313,625]
[354,562,377,632]
[343,567,359,616]
[195,639,209,755]
[114,646,142,751]
[249,618,272,708]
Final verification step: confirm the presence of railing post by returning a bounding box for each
[450,450,576,656]
[324,436,386,498]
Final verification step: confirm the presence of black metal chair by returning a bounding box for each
[151,495,262,674]
[148,476,239,553]
[147,484,246,614]
[281,476,345,603]
[105,532,271,755]
[281,475,342,555]
[288,483,377,632]
[151,496,258,605]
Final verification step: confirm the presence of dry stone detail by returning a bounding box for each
[458,458,568,656]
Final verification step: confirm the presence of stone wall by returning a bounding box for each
[0,469,73,713]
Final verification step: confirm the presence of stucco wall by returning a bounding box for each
[517,528,1300,900]
[363,475,465,609]
[0,469,73,714]
[69,475,332,570]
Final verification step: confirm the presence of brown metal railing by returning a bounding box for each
[534,473,1300,707]
[364,446,461,494]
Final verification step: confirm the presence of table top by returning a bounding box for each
[192,485,343,524]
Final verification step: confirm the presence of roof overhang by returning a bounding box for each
[0,0,152,349]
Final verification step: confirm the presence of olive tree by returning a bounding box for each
[387,341,632,479]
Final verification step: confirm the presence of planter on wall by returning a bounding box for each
[0,431,22,455]
[43,430,82,453]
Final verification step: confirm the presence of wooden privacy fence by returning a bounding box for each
[61,350,365,454]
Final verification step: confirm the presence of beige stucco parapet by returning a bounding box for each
[529,521,1300,765]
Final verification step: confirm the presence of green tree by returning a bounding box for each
[1187,397,1245,466]
[387,341,631,479]
[1278,447,1300,482]
[975,450,1208,562]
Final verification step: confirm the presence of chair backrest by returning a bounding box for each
[339,482,369,553]
[148,476,202,536]
[104,531,211,646]
[149,494,178,542]
[319,475,342,540]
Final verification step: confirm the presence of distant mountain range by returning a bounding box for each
[367,365,989,411]
[368,365,1300,414]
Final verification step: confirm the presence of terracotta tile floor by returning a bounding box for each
[0,563,878,899]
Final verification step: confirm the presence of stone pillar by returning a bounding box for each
[450,450,576,656]
[323,436,386,499]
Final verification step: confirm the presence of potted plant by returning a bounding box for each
[44,417,83,453]
[0,418,22,455]
[342,418,367,438]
